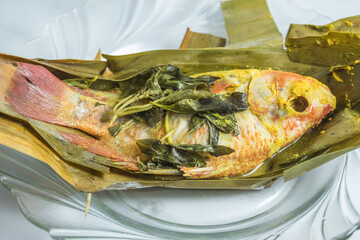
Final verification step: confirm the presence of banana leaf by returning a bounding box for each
[221,0,283,49]
[0,0,360,192]
[103,48,326,79]
[286,16,360,66]
[179,28,226,49]
[0,52,108,79]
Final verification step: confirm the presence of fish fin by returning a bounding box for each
[181,166,216,178]
[60,131,138,170]
[5,62,76,126]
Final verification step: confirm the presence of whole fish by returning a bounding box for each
[0,62,336,179]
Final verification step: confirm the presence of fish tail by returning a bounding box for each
[4,62,77,127]
[181,159,253,179]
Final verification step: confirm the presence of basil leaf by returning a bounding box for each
[130,108,163,128]
[152,90,248,114]
[188,115,207,134]
[170,143,234,157]
[208,121,220,146]
[136,139,208,168]
[108,119,132,137]
[136,139,235,170]
[200,112,240,135]
[155,65,219,91]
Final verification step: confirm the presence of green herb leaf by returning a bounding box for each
[188,115,207,134]
[63,76,98,89]
[208,120,220,146]
[136,139,235,170]
[152,90,248,114]
[130,108,164,128]
[101,111,113,122]
[90,79,117,91]
[156,65,219,90]
[137,158,148,172]
[108,119,132,137]
[199,112,240,135]
[136,139,208,169]
[142,69,164,100]
[170,143,235,157]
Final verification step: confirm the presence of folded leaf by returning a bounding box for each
[136,139,235,170]
[188,115,207,134]
[152,90,248,114]
[221,0,283,48]
[180,28,226,49]
[103,48,327,80]
[199,112,240,135]
[136,139,208,169]
[286,16,360,66]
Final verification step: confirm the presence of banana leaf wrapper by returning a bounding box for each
[1,48,360,192]
[286,16,360,66]
[1,0,360,192]
[179,28,226,49]
[221,0,283,49]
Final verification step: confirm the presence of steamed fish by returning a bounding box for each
[0,62,336,179]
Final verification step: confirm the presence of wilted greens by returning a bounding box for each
[105,65,226,125]
[199,112,240,135]
[100,64,248,137]
[136,139,234,170]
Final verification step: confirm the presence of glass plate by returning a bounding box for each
[1,0,360,239]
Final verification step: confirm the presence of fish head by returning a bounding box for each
[248,70,336,138]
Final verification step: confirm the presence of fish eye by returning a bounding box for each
[290,96,309,112]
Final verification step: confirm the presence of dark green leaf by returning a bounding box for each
[170,143,235,157]
[141,69,164,100]
[156,65,219,90]
[108,119,132,137]
[137,158,148,172]
[63,77,97,89]
[117,68,155,97]
[130,108,164,128]
[94,102,104,106]
[136,139,208,168]
[188,115,207,134]
[208,121,220,146]
[90,79,117,91]
[101,111,113,122]
[200,112,240,135]
[152,90,248,114]
[136,139,235,171]
[109,125,121,137]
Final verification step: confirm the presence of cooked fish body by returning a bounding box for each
[179,69,336,178]
[1,62,336,178]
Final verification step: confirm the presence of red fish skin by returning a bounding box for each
[6,62,113,138]
[3,62,141,170]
